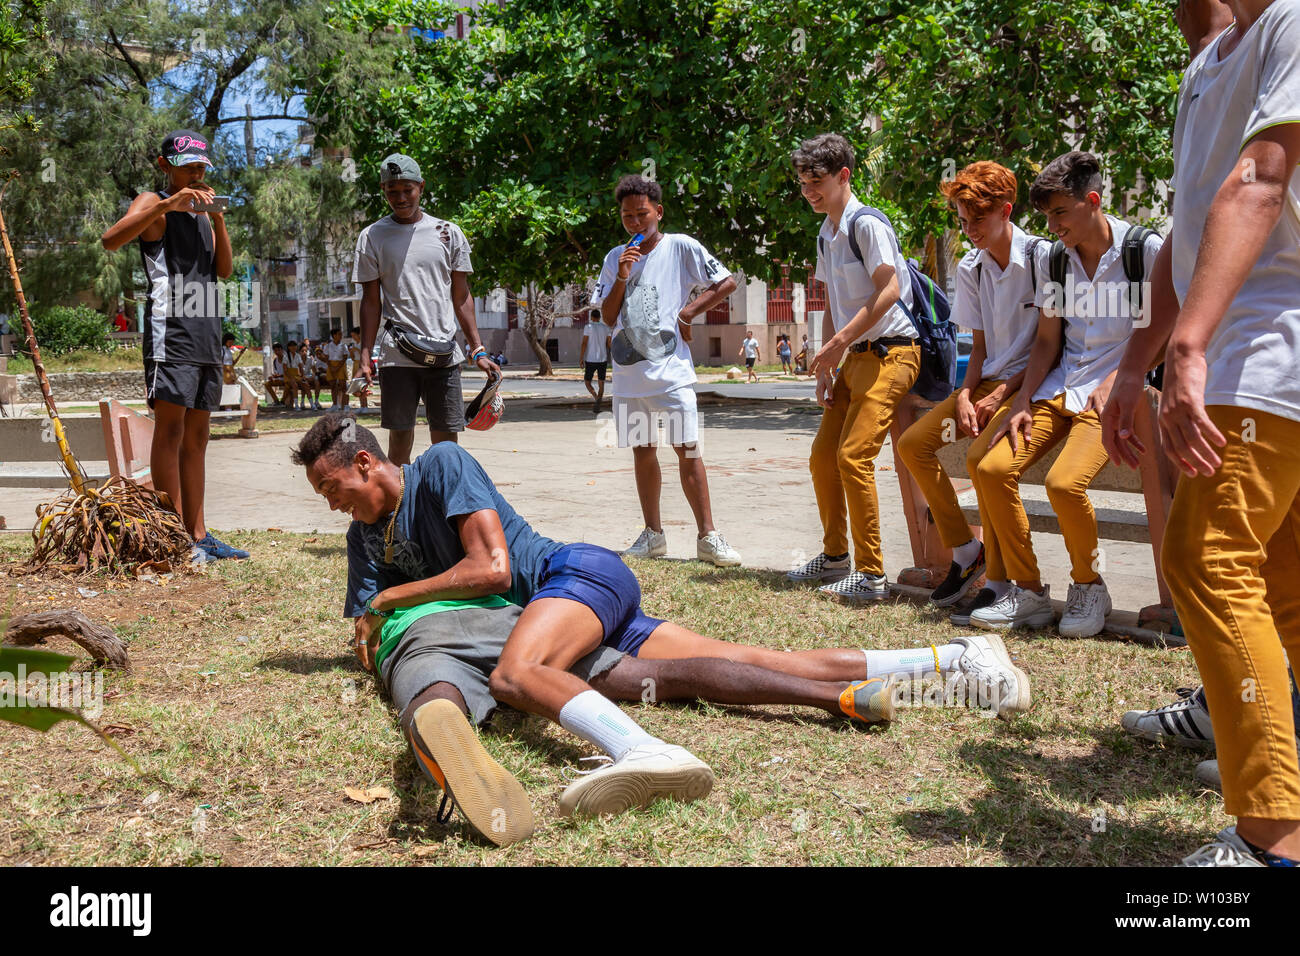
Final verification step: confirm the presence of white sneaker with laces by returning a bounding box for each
[1058,579,1112,637]
[818,571,890,603]
[621,526,667,559]
[558,743,714,818]
[1181,827,1266,867]
[697,530,741,567]
[950,634,1032,718]
[787,552,851,583]
[969,584,1055,631]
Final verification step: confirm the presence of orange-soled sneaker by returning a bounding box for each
[409,698,534,847]
[838,676,898,725]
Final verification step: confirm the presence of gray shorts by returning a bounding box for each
[379,364,464,433]
[381,605,628,725]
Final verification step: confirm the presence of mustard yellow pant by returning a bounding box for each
[809,345,920,574]
[968,393,1108,584]
[1163,406,1300,820]
[896,379,1014,568]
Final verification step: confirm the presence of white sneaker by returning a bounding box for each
[1181,827,1266,867]
[558,743,714,818]
[787,552,851,584]
[1194,759,1221,793]
[697,530,741,567]
[818,571,891,603]
[1120,686,1214,749]
[1058,579,1112,637]
[621,527,667,559]
[969,584,1055,631]
[950,634,1032,718]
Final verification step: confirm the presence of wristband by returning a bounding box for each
[365,597,393,618]
[470,347,488,361]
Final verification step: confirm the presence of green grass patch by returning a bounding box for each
[0,532,1220,866]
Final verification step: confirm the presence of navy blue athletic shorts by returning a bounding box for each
[531,543,664,655]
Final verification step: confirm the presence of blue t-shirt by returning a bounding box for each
[343,443,562,617]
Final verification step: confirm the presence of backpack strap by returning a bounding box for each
[1049,240,1068,294]
[845,206,882,265]
[1122,224,1156,315]
[1024,237,1044,298]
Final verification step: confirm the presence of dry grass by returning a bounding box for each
[0,531,1223,866]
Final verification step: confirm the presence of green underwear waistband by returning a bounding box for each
[373,595,511,673]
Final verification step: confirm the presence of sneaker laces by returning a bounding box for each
[1183,838,1251,867]
[629,528,657,550]
[561,755,614,782]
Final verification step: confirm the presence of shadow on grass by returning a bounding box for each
[256,651,356,675]
[893,731,1217,865]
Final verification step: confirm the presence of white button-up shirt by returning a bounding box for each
[1033,215,1163,412]
[815,195,917,344]
[950,225,1049,381]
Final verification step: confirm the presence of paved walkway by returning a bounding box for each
[0,378,1162,621]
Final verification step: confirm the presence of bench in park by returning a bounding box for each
[889,387,1179,628]
[0,378,259,499]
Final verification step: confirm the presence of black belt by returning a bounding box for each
[849,336,916,357]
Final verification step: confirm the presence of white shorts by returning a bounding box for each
[615,386,699,448]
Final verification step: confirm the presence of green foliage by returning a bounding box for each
[0,0,50,134]
[28,303,113,355]
[316,0,1185,293]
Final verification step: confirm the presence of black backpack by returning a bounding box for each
[819,206,957,401]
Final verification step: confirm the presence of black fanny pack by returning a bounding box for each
[385,320,457,368]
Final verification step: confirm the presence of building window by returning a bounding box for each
[709,336,721,359]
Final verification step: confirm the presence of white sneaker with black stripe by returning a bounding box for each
[1181,828,1266,867]
[1120,686,1214,749]
[787,552,851,584]
[818,571,891,603]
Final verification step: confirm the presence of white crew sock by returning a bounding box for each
[986,579,1012,599]
[953,538,983,568]
[862,644,965,680]
[558,690,662,761]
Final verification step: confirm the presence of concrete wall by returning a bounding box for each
[13,367,267,404]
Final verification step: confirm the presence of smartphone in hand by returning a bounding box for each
[627,233,644,248]
[190,195,230,213]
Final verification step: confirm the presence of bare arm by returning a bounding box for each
[370,510,512,612]
[809,262,900,380]
[358,279,381,381]
[210,212,233,279]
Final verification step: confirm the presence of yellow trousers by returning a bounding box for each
[897,379,1014,570]
[1164,406,1300,820]
[969,393,1108,584]
[809,345,920,574]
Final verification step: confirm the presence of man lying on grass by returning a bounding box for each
[292,415,1031,846]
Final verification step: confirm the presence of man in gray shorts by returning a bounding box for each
[353,152,500,464]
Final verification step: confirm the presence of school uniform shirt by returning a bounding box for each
[323,339,350,362]
[352,213,473,370]
[222,346,235,366]
[271,356,285,377]
[1171,0,1300,424]
[285,352,306,373]
[950,225,1049,381]
[1032,215,1163,412]
[814,195,917,345]
[583,322,611,362]
[591,233,732,399]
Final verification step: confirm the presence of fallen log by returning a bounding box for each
[3,609,131,672]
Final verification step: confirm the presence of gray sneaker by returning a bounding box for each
[818,571,891,603]
[1181,827,1265,867]
[1058,579,1112,638]
[621,527,667,559]
[969,584,1055,631]
[697,531,741,567]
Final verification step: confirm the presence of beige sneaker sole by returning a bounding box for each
[412,699,534,847]
[559,757,715,818]
[977,633,1033,717]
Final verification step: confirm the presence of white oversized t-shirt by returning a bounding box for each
[814,196,918,344]
[950,225,1049,381]
[1032,215,1163,413]
[1171,1,1300,423]
[353,213,473,370]
[741,336,759,359]
[583,321,610,362]
[591,233,732,398]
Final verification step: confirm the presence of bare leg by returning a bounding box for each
[674,444,715,536]
[179,407,210,540]
[150,400,189,537]
[389,428,416,465]
[428,427,458,446]
[632,444,662,532]
[590,653,845,715]
[638,621,866,682]
[399,681,470,734]
[489,597,605,721]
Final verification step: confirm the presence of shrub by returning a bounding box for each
[28,305,113,356]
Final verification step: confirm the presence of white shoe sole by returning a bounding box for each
[787,568,851,584]
[699,551,742,568]
[969,608,1055,631]
[412,699,534,847]
[821,587,891,604]
[973,633,1033,717]
[559,759,715,818]
[622,547,667,559]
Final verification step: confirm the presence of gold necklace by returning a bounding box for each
[383,468,405,563]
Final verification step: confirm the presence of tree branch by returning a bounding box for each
[215,113,313,125]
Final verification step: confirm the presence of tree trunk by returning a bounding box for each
[525,283,553,376]
[4,610,131,671]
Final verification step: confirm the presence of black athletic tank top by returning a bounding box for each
[138,191,221,366]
